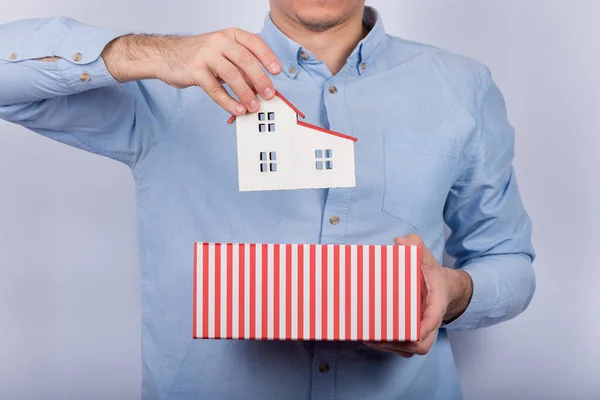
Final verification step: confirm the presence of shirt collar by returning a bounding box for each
[259,5,386,78]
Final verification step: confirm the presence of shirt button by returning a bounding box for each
[79,73,90,82]
[329,216,340,225]
[289,65,297,74]
[328,85,337,94]
[360,63,367,71]
[299,51,309,60]
[73,52,83,62]
[9,53,17,60]
[318,363,330,373]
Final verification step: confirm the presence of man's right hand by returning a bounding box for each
[101,29,282,116]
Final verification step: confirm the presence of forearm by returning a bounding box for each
[0,17,182,168]
[101,34,176,83]
[442,267,473,323]
[6,31,170,83]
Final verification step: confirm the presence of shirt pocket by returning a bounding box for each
[381,131,460,231]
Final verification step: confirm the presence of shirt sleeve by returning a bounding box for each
[0,17,181,168]
[441,66,536,331]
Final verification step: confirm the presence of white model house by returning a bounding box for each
[227,91,357,192]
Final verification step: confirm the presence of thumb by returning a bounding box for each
[394,234,424,247]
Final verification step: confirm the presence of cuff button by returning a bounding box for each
[73,53,82,62]
[9,53,17,60]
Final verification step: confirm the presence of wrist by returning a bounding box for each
[442,267,473,323]
[101,34,172,82]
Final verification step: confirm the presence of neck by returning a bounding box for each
[269,7,368,75]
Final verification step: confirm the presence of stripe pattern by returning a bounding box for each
[193,243,421,342]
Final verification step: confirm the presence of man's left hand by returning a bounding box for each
[365,234,473,358]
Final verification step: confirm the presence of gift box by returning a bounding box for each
[192,243,421,342]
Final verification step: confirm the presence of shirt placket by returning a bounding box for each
[319,73,354,247]
[310,342,339,400]
[310,65,356,400]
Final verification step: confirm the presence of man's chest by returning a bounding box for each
[138,67,473,242]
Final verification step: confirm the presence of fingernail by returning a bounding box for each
[250,99,259,112]
[264,87,274,98]
[235,104,245,114]
[270,62,281,73]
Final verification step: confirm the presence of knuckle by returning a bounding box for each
[230,27,249,43]
[208,84,225,99]
[208,30,223,41]
[238,87,255,101]
[408,233,423,243]
[237,51,255,66]
[223,27,237,36]
[212,29,233,44]
[253,73,271,88]
[242,31,256,40]
[261,50,276,63]
[242,31,258,44]
[222,96,237,108]
[220,66,240,82]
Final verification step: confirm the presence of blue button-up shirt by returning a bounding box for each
[0,7,535,400]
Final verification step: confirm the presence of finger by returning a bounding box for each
[415,330,437,355]
[366,340,430,357]
[217,74,251,87]
[398,331,437,356]
[395,235,434,269]
[364,342,393,352]
[195,69,246,116]
[394,234,424,247]
[224,43,275,101]
[210,57,258,113]
[419,297,444,340]
[233,29,282,75]
[392,350,414,358]
[372,341,411,353]
[364,342,414,358]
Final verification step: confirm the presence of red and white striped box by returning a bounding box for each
[192,243,421,342]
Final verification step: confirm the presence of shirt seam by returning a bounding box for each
[131,88,184,171]
[455,66,492,183]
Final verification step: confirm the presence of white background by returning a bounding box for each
[1,1,599,399]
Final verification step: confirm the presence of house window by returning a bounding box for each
[260,151,277,172]
[259,112,276,132]
[315,149,333,170]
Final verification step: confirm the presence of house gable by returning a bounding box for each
[227,91,357,143]
[231,90,357,192]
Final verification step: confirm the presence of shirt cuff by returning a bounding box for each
[0,17,127,91]
[440,253,534,331]
[56,55,120,93]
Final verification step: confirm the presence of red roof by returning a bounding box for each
[296,121,358,142]
[226,90,357,142]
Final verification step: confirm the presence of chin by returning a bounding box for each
[278,0,364,32]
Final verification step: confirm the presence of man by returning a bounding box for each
[0,1,535,399]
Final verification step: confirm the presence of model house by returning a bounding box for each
[227,91,357,192]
